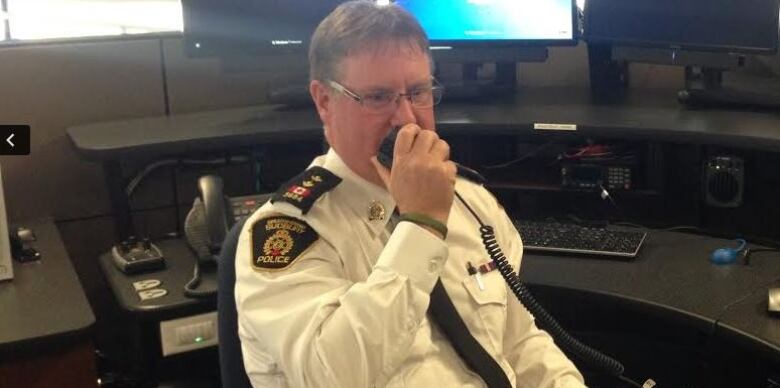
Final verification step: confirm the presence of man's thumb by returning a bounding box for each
[370,156,391,189]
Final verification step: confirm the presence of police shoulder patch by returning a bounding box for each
[251,216,318,272]
[271,166,341,214]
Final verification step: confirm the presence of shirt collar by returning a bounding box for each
[322,148,396,236]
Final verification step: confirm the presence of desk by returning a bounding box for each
[716,277,780,360]
[520,228,780,385]
[98,238,218,386]
[66,87,780,239]
[98,238,216,321]
[522,229,780,354]
[0,219,96,388]
[68,88,780,384]
[95,224,780,384]
[67,88,780,160]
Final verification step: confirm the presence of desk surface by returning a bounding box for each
[98,238,217,321]
[96,225,780,360]
[0,219,95,352]
[715,271,780,359]
[67,87,780,160]
[520,229,780,358]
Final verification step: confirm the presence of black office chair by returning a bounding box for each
[217,217,252,388]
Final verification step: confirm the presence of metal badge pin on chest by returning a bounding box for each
[368,201,386,221]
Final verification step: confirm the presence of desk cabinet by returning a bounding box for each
[0,219,97,388]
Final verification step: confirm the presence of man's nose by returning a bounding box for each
[389,97,417,127]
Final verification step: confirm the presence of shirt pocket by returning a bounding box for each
[460,271,508,354]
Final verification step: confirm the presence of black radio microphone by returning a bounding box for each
[376,126,485,184]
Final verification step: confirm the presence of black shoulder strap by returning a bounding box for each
[429,280,512,388]
[271,166,341,214]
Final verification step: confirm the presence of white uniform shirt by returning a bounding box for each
[235,149,586,388]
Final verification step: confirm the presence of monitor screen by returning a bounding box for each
[585,0,780,54]
[393,0,578,45]
[184,0,579,58]
[183,0,342,57]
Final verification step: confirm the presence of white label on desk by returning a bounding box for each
[138,288,167,300]
[534,123,577,131]
[133,279,162,291]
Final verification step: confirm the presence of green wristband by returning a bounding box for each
[399,212,448,239]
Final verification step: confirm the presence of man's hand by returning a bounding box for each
[371,124,456,226]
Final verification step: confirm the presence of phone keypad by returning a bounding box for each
[230,195,270,222]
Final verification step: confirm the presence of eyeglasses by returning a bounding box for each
[327,79,444,113]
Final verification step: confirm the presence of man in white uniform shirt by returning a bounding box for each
[234,1,586,387]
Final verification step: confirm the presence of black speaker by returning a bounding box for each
[704,155,744,208]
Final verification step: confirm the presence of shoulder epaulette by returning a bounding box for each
[271,166,341,214]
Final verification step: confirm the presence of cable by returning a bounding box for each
[558,143,639,165]
[618,375,644,388]
[125,156,249,197]
[482,142,555,170]
[609,221,647,230]
[716,274,780,324]
[183,261,217,298]
[599,183,627,221]
[743,248,780,266]
[663,225,703,232]
[609,222,780,251]
[454,191,641,386]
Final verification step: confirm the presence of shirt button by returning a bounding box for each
[428,258,441,273]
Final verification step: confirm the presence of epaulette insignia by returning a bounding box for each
[271,166,341,214]
[251,216,318,271]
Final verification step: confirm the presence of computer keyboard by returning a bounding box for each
[514,220,647,259]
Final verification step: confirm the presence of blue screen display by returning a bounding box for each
[393,0,574,41]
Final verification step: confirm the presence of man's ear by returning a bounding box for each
[310,80,331,123]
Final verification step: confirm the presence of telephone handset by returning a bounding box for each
[185,175,230,266]
[377,127,638,385]
[180,175,231,298]
[184,175,270,297]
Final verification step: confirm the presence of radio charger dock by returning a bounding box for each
[111,237,166,274]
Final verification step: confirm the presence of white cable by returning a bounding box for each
[600,186,610,200]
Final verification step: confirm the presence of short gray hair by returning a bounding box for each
[309,1,431,82]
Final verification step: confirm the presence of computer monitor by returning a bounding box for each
[394,0,578,48]
[182,0,343,106]
[182,0,579,102]
[393,0,578,99]
[184,0,578,58]
[394,0,576,64]
[584,0,780,107]
[182,0,342,59]
[584,0,779,55]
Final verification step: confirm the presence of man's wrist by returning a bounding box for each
[399,212,448,239]
[417,224,445,240]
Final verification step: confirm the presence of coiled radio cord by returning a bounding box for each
[454,191,643,388]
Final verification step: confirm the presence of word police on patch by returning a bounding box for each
[251,216,318,271]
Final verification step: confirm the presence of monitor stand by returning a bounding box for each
[609,46,780,110]
[587,44,629,104]
[677,66,780,111]
[436,62,518,102]
[432,47,547,102]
